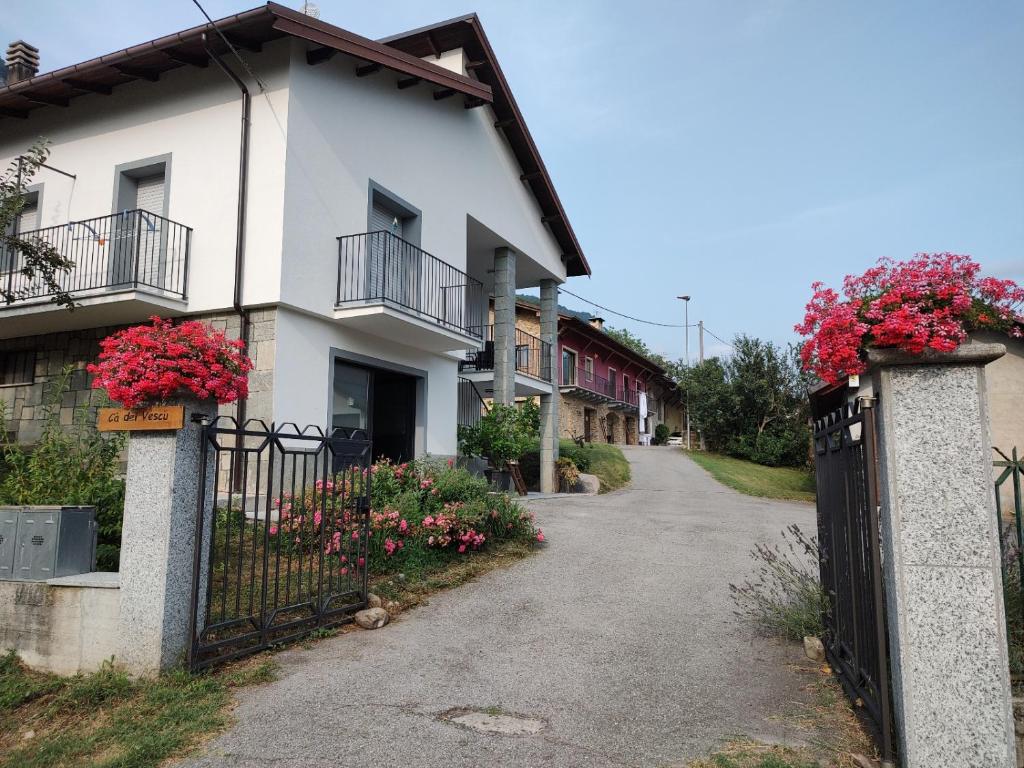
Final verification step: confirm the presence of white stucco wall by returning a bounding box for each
[277,40,567,319]
[0,39,292,313]
[1,35,570,457]
[273,306,459,455]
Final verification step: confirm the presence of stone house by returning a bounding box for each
[0,5,591,489]
[463,299,680,446]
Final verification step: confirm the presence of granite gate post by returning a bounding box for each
[870,342,1016,767]
[116,398,214,675]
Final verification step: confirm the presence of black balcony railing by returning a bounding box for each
[337,231,484,339]
[562,365,641,407]
[460,325,552,382]
[2,210,191,304]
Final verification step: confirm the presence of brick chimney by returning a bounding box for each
[6,41,40,84]
[588,316,605,331]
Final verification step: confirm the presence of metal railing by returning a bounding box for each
[188,418,371,670]
[2,209,191,303]
[337,231,484,338]
[813,400,894,762]
[995,446,1024,679]
[460,325,552,382]
[562,365,640,407]
[457,376,487,430]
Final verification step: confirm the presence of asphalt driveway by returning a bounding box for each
[184,446,816,768]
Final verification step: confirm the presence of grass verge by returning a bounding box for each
[687,659,877,767]
[0,652,276,768]
[685,451,815,503]
[559,439,631,493]
[0,542,536,768]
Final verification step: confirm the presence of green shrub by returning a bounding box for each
[729,524,825,641]
[457,400,539,467]
[0,368,125,570]
[653,423,670,445]
[557,440,593,473]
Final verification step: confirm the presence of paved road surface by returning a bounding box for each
[184,446,816,768]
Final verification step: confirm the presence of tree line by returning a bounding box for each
[604,327,811,468]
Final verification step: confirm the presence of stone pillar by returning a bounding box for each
[117,398,214,675]
[870,343,1016,767]
[492,247,516,406]
[539,279,560,492]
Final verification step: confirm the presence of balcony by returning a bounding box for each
[560,366,640,410]
[0,210,191,339]
[336,231,485,352]
[458,325,553,396]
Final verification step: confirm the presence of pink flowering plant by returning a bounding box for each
[88,316,252,408]
[266,457,542,579]
[796,253,1024,384]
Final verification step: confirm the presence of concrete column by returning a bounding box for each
[117,398,214,674]
[870,342,1016,767]
[492,247,516,406]
[539,279,560,493]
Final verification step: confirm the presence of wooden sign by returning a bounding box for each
[97,405,185,432]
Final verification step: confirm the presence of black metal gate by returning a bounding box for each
[813,399,895,763]
[187,418,371,670]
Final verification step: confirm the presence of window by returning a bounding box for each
[0,350,35,387]
[17,191,40,233]
[584,357,594,381]
[623,375,630,393]
[607,367,617,397]
[561,348,577,385]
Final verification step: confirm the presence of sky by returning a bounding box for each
[4,0,1022,362]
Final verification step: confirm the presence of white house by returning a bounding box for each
[0,3,589,490]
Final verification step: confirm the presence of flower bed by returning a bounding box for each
[796,253,1023,383]
[268,459,542,579]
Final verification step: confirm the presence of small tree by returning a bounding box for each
[458,400,540,468]
[1,140,75,308]
[653,423,670,445]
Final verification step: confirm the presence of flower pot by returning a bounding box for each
[484,468,513,492]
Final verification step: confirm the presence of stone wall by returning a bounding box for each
[0,326,118,445]
[0,309,276,447]
[558,394,630,445]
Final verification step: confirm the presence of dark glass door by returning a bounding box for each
[332,360,416,464]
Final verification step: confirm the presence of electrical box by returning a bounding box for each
[2,506,97,582]
[0,507,19,579]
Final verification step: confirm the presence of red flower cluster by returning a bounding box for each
[88,316,252,408]
[796,253,1024,384]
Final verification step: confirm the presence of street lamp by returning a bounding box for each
[677,295,691,450]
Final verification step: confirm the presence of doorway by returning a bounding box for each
[332,360,418,464]
[584,407,595,443]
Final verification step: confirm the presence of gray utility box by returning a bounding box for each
[0,506,97,581]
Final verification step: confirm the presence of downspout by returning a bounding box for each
[203,33,252,435]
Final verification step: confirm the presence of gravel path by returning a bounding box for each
[183,446,816,768]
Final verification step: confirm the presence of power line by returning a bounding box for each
[557,287,736,353]
[558,287,692,328]
[191,0,268,90]
[702,327,735,351]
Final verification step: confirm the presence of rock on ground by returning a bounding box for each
[353,607,389,629]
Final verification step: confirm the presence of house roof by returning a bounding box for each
[0,4,489,114]
[0,3,589,277]
[515,296,667,376]
[381,15,590,277]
